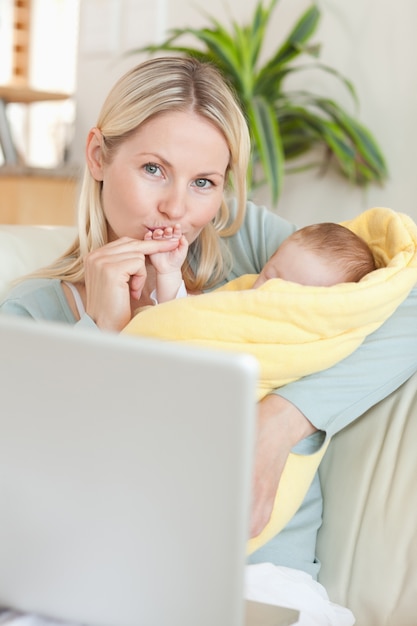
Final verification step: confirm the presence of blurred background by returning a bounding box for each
[0,0,416,227]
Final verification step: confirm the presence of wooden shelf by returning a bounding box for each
[0,86,71,165]
[0,168,79,225]
[0,2,72,165]
[0,85,70,104]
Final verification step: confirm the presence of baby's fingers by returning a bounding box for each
[145,224,182,241]
[172,223,182,239]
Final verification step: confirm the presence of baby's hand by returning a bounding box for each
[144,224,188,273]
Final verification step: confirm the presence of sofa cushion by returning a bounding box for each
[0,225,76,301]
[317,371,417,626]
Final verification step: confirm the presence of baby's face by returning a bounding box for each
[252,239,340,288]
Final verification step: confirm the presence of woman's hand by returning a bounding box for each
[83,236,180,332]
[250,394,317,538]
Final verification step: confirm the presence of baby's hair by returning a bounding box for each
[291,222,376,282]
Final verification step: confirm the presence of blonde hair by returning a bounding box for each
[291,222,376,282]
[32,56,251,290]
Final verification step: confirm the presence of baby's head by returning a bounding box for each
[253,222,376,288]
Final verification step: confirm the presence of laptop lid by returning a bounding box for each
[0,315,263,626]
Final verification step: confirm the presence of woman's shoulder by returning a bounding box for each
[2,277,61,299]
[224,199,298,275]
[0,278,75,322]
[243,200,296,239]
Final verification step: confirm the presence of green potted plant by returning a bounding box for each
[128,0,387,207]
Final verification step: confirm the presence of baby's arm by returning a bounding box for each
[144,224,189,303]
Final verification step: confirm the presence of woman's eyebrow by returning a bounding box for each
[137,152,226,179]
[135,151,168,163]
[197,170,226,180]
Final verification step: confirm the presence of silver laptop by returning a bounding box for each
[0,315,298,626]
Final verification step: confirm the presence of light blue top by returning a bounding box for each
[2,200,417,577]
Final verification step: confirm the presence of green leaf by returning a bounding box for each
[126,0,388,205]
[315,99,388,180]
[247,97,284,204]
[263,4,321,69]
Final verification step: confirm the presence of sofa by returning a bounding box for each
[1,224,416,626]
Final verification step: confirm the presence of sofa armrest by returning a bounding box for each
[0,225,76,301]
[317,371,417,625]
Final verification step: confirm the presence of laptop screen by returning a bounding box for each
[0,315,260,626]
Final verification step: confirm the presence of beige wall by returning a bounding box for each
[72,0,417,226]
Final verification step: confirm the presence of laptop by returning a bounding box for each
[0,315,299,626]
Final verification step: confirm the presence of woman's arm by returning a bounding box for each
[278,285,417,436]
[250,393,317,538]
[251,286,417,535]
[220,201,417,536]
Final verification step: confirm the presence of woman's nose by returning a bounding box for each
[159,187,187,220]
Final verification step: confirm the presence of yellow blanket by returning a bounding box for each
[123,207,417,552]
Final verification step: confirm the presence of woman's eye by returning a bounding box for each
[144,163,161,175]
[194,178,211,189]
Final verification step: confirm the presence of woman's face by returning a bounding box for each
[88,111,230,244]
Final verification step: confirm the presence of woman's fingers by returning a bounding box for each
[83,237,180,331]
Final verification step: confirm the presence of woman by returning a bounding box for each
[1,56,417,579]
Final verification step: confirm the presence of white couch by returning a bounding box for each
[1,224,416,626]
[0,225,76,301]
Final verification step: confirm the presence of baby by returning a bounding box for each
[146,221,376,303]
[252,222,376,288]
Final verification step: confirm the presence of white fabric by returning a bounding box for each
[0,564,355,626]
[149,279,188,305]
[245,563,355,626]
[63,282,85,317]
